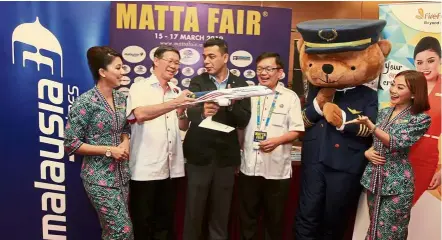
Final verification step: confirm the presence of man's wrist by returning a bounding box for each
[178,110,188,120]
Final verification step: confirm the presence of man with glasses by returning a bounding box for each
[126,45,195,240]
[239,52,304,240]
[183,38,251,240]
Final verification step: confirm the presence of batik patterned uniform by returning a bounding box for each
[361,106,431,240]
[64,87,133,240]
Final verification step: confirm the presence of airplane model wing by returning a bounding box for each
[182,86,274,133]
[179,85,274,107]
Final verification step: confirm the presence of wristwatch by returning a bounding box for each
[177,110,188,120]
[105,147,112,157]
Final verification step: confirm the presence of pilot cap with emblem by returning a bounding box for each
[297,19,387,54]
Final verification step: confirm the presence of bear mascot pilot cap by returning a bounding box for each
[293,19,391,240]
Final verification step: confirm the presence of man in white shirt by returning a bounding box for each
[239,52,305,240]
[126,45,195,240]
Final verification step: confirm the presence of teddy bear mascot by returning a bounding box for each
[293,19,391,239]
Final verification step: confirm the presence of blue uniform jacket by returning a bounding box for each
[301,85,378,174]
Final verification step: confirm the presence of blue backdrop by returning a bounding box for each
[0,2,109,239]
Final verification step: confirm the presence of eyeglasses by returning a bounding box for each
[256,67,281,73]
[160,58,180,66]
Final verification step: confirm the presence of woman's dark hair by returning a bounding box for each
[87,46,122,82]
[413,36,441,59]
[395,70,430,114]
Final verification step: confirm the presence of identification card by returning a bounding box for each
[253,131,267,142]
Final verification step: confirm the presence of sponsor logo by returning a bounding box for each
[279,72,286,80]
[12,16,68,239]
[197,67,207,75]
[120,76,131,85]
[230,50,253,67]
[149,47,158,61]
[12,17,63,77]
[179,48,200,65]
[415,8,441,20]
[170,78,179,85]
[118,87,129,96]
[134,65,147,75]
[150,67,154,74]
[122,64,131,75]
[181,78,191,88]
[389,4,440,33]
[134,76,145,83]
[243,69,256,79]
[246,80,256,86]
[182,67,194,77]
[230,69,241,77]
[122,45,146,63]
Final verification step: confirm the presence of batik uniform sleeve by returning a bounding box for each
[389,113,431,152]
[64,98,89,156]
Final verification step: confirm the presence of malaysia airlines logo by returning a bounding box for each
[12,17,63,77]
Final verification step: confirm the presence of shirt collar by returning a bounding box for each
[257,82,284,95]
[336,86,356,92]
[209,68,230,84]
[146,74,180,94]
[275,83,285,94]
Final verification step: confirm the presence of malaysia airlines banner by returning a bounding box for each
[353,2,441,240]
[109,2,292,95]
[0,2,110,239]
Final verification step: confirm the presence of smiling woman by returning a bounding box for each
[64,46,133,240]
[409,36,442,205]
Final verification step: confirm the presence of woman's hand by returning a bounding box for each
[364,146,386,165]
[110,146,129,161]
[428,170,441,190]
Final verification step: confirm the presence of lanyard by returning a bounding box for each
[257,92,280,131]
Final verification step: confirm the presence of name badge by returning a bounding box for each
[254,131,267,142]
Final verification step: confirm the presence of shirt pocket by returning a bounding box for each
[271,108,288,127]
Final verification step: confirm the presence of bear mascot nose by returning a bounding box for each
[322,64,334,74]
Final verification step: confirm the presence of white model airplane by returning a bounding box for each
[177,85,274,133]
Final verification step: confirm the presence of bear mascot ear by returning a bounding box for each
[377,39,392,57]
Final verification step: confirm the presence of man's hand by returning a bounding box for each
[174,89,196,107]
[203,102,220,117]
[316,88,336,110]
[259,137,282,153]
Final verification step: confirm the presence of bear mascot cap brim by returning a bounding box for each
[297,19,387,54]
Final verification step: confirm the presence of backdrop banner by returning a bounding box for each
[109,1,292,94]
[0,2,110,239]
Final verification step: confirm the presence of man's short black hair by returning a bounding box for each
[154,45,181,59]
[256,52,285,69]
[203,38,228,54]
[153,45,180,69]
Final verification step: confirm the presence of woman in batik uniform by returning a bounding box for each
[64,46,133,239]
[356,70,431,240]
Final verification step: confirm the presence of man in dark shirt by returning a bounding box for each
[183,38,251,240]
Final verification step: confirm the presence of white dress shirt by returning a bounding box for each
[126,75,185,181]
[240,84,305,179]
